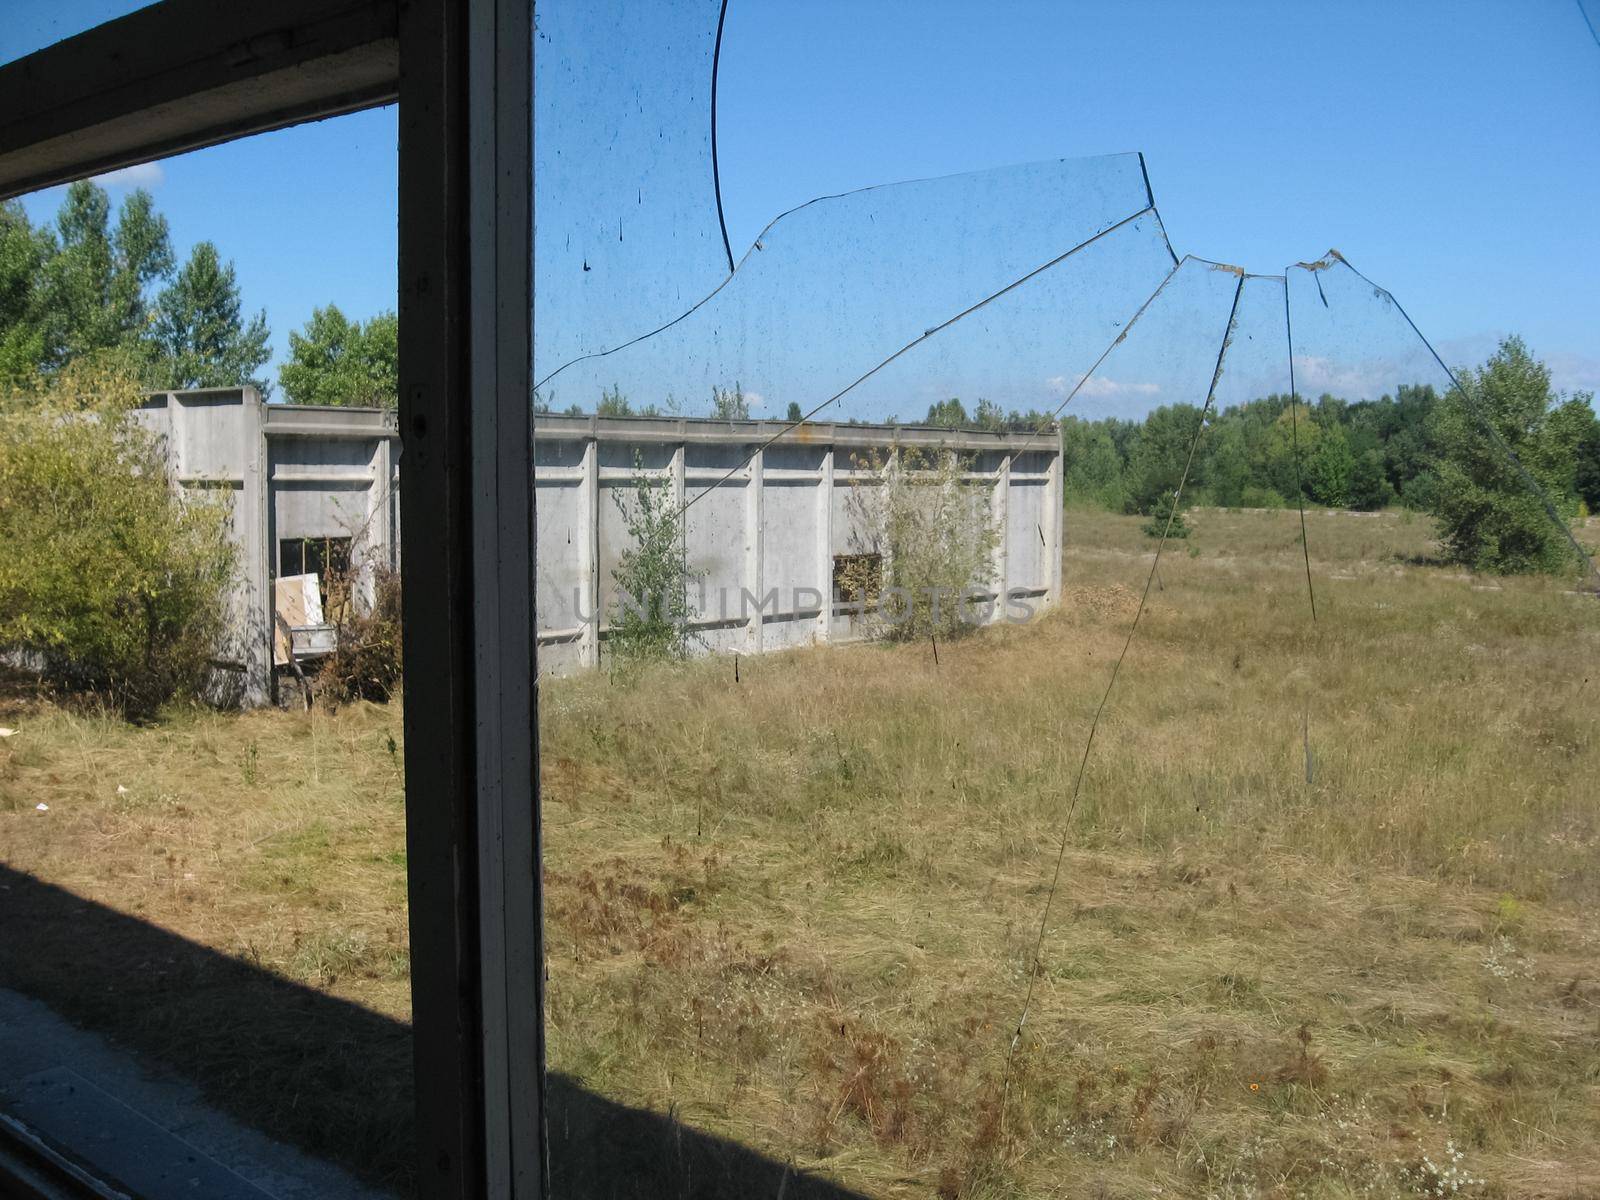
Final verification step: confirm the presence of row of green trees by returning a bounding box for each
[0,182,396,405]
[539,388,1058,430]
[1061,385,1438,516]
[1059,337,1598,574]
[0,183,268,392]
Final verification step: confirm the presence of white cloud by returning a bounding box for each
[1290,352,1444,401]
[1047,373,1160,399]
[91,162,165,188]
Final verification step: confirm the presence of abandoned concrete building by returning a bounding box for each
[142,388,1063,703]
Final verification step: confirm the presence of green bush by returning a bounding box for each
[0,361,235,716]
[1239,485,1286,510]
[845,446,999,641]
[1140,491,1191,540]
[607,452,698,671]
[1427,337,1583,575]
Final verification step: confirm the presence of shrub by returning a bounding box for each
[0,360,235,716]
[608,452,699,670]
[1239,485,1285,510]
[1428,337,1583,575]
[845,445,999,641]
[1140,491,1191,540]
[314,565,403,705]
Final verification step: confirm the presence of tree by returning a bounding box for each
[0,201,52,387]
[1203,420,1251,508]
[711,382,749,420]
[278,304,397,406]
[0,361,235,717]
[1545,395,1600,510]
[1570,402,1600,514]
[786,401,803,423]
[608,451,698,669]
[1061,416,1128,510]
[1347,449,1394,511]
[971,399,1008,432]
[925,397,967,429]
[1140,491,1190,540]
[1126,403,1204,514]
[1427,337,1581,574]
[1306,419,1355,507]
[843,447,998,642]
[1261,402,1319,503]
[149,241,271,393]
[597,384,633,417]
[42,182,174,371]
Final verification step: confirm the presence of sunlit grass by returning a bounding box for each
[2,507,1597,1197]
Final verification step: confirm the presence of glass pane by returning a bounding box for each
[533,2,1600,1197]
[538,153,1161,427]
[534,0,732,376]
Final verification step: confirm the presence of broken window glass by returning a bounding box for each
[532,2,1599,1196]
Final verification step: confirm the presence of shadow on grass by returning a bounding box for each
[0,865,864,1199]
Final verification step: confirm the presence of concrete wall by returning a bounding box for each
[137,389,400,705]
[532,414,1064,677]
[136,394,1062,699]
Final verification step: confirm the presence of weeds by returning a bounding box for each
[844,445,999,641]
[6,509,1600,1196]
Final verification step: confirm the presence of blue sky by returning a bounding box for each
[7,1,1599,406]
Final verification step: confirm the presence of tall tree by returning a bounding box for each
[1306,418,1355,507]
[1126,403,1205,514]
[0,201,53,387]
[1061,416,1129,510]
[43,182,173,369]
[711,383,749,420]
[1428,337,1579,574]
[277,304,397,407]
[149,241,271,393]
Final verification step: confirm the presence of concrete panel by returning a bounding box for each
[534,438,584,471]
[597,439,673,472]
[270,438,377,470]
[595,480,634,621]
[172,393,252,479]
[683,481,746,622]
[272,479,373,542]
[761,482,820,615]
[761,612,816,651]
[1006,480,1047,593]
[534,482,585,634]
[534,637,583,678]
[831,479,878,557]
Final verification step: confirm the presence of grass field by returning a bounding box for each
[3,507,1599,1198]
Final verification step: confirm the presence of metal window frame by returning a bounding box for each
[0,1,543,1195]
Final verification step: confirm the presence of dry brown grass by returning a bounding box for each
[3,507,1600,1197]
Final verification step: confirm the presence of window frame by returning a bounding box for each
[0,1,543,1195]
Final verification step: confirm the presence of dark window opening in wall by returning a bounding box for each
[279,535,352,612]
[833,552,882,605]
